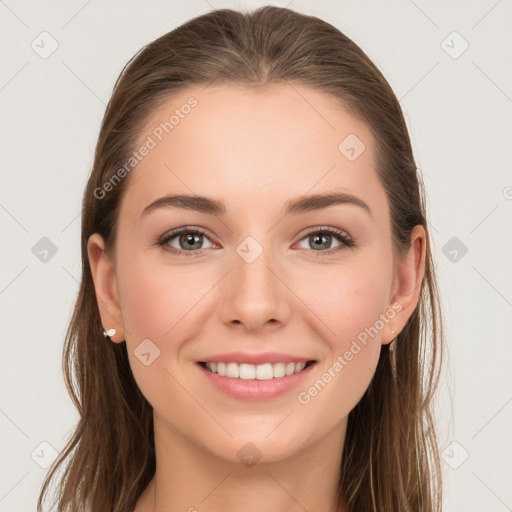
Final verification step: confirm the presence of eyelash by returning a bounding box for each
[156,226,356,257]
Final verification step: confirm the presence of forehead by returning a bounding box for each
[119,83,385,220]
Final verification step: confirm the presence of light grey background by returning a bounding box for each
[1,1,511,510]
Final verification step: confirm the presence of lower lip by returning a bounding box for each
[196,362,316,400]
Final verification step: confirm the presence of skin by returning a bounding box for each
[88,83,426,512]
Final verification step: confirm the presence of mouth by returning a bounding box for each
[195,359,317,400]
[197,360,317,380]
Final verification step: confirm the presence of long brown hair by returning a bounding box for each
[38,6,444,511]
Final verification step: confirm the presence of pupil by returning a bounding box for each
[312,233,330,250]
[181,233,201,250]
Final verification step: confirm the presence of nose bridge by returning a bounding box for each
[233,233,280,302]
[218,233,289,329]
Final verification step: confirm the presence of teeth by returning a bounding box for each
[294,362,306,373]
[226,362,239,378]
[204,361,310,379]
[255,363,272,380]
[273,363,286,378]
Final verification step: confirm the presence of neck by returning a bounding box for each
[136,413,348,512]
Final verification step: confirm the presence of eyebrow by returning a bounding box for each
[141,191,372,218]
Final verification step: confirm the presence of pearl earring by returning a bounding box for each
[103,328,117,338]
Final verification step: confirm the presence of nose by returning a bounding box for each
[218,244,291,332]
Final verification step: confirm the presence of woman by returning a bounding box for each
[38,5,444,511]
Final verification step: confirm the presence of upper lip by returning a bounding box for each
[196,352,316,365]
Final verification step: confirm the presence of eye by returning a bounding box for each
[157,226,355,257]
[157,227,215,256]
[295,227,355,256]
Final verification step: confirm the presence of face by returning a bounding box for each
[88,83,425,465]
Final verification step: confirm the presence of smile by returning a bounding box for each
[196,360,317,400]
[200,361,314,379]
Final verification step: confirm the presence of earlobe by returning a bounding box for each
[87,233,125,343]
[382,224,427,345]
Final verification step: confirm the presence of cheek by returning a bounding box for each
[297,341,381,428]
[294,295,385,425]
[296,258,392,346]
[117,252,201,340]
[115,255,190,401]
[115,252,228,404]
[292,257,391,411]
[119,271,170,339]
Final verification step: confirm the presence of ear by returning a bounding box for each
[382,224,427,345]
[87,233,125,343]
